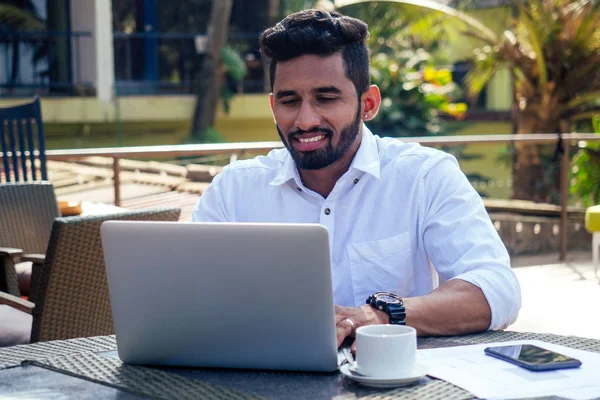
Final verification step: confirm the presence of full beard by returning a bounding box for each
[276,107,362,171]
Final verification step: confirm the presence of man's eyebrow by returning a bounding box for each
[275,90,297,99]
[275,86,342,99]
[315,86,342,94]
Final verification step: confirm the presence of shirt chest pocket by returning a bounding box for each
[347,232,415,305]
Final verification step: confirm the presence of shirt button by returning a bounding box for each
[354,178,359,184]
[297,187,302,191]
[324,208,331,215]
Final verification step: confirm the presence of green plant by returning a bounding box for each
[187,127,226,144]
[570,114,600,207]
[337,2,467,138]
[338,0,600,204]
[370,54,466,137]
[220,45,248,114]
[458,0,600,203]
[338,2,495,193]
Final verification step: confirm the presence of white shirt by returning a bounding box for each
[192,126,521,330]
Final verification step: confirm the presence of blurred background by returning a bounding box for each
[0,0,598,206]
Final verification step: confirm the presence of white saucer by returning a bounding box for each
[340,363,429,388]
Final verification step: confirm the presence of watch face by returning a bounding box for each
[377,294,401,304]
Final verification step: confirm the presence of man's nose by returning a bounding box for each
[295,102,321,132]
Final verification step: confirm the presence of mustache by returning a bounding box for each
[288,127,334,138]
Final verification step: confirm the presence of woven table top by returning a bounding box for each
[0,335,117,370]
[2,331,599,400]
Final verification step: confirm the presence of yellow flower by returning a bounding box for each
[424,66,436,83]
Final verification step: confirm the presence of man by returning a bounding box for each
[192,9,521,347]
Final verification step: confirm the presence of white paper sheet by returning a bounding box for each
[417,339,600,400]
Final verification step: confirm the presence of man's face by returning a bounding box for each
[270,54,362,170]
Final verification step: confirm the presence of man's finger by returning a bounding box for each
[336,319,353,347]
[336,326,349,348]
[335,305,351,315]
[335,305,352,324]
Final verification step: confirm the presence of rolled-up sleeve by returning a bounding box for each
[421,155,521,330]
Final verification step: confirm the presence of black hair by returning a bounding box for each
[259,9,370,97]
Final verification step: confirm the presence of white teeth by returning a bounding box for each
[298,135,324,143]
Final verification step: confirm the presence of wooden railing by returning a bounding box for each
[3,133,600,260]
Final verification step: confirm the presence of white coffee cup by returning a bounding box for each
[354,324,417,378]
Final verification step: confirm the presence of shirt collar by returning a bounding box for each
[269,124,381,187]
[269,151,301,187]
[349,125,381,180]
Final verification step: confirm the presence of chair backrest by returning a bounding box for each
[0,182,59,295]
[0,96,47,182]
[30,206,181,343]
[0,182,60,254]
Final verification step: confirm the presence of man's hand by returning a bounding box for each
[335,304,388,349]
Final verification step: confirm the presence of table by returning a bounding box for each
[60,201,126,217]
[80,201,126,216]
[1,331,600,399]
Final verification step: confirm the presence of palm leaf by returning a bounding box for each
[573,0,600,50]
[511,66,536,98]
[334,0,498,43]
[464,56,500,101]
[0,4,45,31]
[570,109,600,122]
[405,12,446,45]
[516,1,547,89]
[567,54,600,82]
[563,55,600,99]
[408,11,491,49]
[566,90,600,111]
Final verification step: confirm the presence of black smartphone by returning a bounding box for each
[484,344,582,371]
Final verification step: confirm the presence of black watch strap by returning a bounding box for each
[366,292,406,325]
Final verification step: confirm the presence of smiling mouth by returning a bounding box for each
[297,135,325,143]
[292,133,329,152]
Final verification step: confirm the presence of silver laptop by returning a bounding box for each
[101,221,338,372]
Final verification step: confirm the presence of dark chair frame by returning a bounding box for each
[0,96,47,182]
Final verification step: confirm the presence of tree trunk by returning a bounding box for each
[512,106,562,204]
[190,0,233,141]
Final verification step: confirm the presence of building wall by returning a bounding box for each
[70,0,97,89]
[486,65,513,111]
[0,94,277,144]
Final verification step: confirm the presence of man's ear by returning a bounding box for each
[361,85,381,121]
[269,93,276,122]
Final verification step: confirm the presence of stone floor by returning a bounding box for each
[508,250,600,339]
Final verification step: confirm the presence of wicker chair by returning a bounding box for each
[0,207,181,346]
[0,182,60,296]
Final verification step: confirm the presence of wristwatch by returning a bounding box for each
[366,292,406,325]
